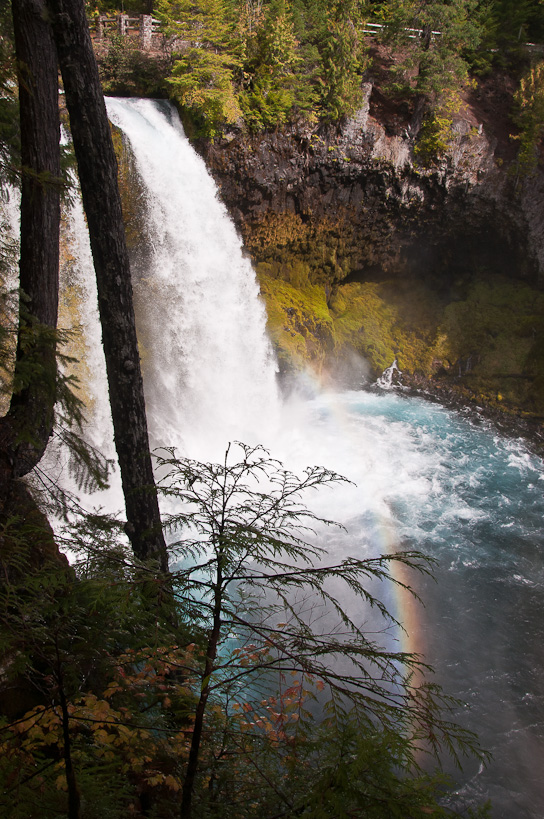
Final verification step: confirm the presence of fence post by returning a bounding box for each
[97,13,106,40]
[118,13,129,37]
[140,14,153,50]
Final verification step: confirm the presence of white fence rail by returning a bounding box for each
[93,14,544,57]
[362,21,442,39]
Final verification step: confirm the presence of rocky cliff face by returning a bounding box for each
[200,82,544,420]
[201,83,541,287]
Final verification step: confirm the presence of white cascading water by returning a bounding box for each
[0,185,20,322]
[106,98,280,460]
[11,97,544,817]
[63,187,112,459]
[376,357,401,389]
[25,162,122,514]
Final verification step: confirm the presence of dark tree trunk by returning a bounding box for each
[0,0,66,696]
[56,645,81,819]
[47,0,168,571]
[180,552,224,818]
[0,0,61,490]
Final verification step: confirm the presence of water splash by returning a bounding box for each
[60,184,115,461]
[39,176,124,515]
[376,358,401,389]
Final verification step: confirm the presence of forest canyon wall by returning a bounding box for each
[195,82,544,424]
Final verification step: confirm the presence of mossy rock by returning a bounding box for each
[258,272,446,381]
[330,280,445,378]
[111,124,150,252]
[246,210,357,288]
[436,277,544,414]
[257,273,335,374]
[258,263,544,418]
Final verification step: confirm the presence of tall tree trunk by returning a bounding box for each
[0,0,60,492]
[180,551,224,818]
[56,640,81,819]
[47,0,168,571]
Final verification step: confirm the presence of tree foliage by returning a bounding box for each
[513,59,544,172]
[91,0,544,173]
[0,443,489,818]
[379,0,481,97]
[156,0,372,134]
[158,0,243,136]
[153,0,485,135]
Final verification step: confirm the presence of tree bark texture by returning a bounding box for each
[2,0,60,481]
[180,551,224,818]
[47,0,167,570]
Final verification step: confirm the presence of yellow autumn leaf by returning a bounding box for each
[55,774,68,791]
[99,733,115,745]
[94,729,110,743]
[43,732,59,746]
[164,775,181,792]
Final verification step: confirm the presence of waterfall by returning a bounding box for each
[105,98,280,459]
[0,186,20,269]
[60,180,115,462]
[0,187,20,417]
[376,358,401,389]
[53,182,122,507]
[25,99,544,816]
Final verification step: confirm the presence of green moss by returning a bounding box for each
[258,274,446,380]
[256,259,311,289]
[439,278,544,414]
[258,265,544,417]
[257,274,335,373]
[330,283,396,374]
[245,210,358,288]
[330,281,445,377]
[440,279,544,357]
[111,124,149,251]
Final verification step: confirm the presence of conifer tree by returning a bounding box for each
[159,0,242,136]
[318,0,367,120]
[0,444,488,818]
[379,0,481,133]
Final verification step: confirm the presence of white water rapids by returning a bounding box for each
[8,97,543,817]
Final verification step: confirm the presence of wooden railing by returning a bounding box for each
[93,13,161,50]
[92,14,544,57]
[362,21,442,39]
[362,20,544,54]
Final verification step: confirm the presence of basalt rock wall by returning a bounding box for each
[199,83,544,420]
[199,84,541,291]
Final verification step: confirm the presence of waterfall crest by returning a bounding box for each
[105,98,280,459]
